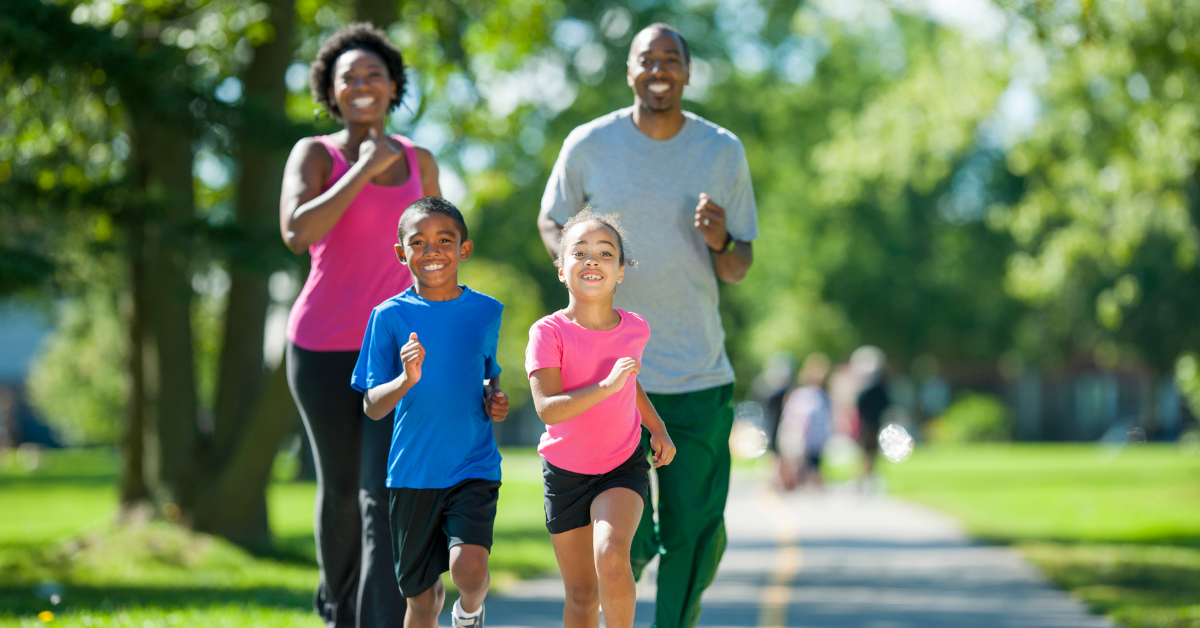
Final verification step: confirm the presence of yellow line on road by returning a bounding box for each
[756,490,802,628]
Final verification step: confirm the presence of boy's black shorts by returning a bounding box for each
[388,478,500,597]
[542,445,650,534]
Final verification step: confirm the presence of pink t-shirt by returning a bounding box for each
[525,309,650,475]
[287,135,422,352]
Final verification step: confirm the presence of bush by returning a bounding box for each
[924,392,1012,444]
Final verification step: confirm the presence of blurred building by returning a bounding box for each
[0,301,57,448]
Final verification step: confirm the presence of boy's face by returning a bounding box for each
[558,221,624,299]
[395,213,472,293]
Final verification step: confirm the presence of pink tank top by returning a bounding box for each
[287,134,423,352]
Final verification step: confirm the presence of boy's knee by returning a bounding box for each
[449,545,490,588]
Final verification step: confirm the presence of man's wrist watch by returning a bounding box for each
[711,232,734,254]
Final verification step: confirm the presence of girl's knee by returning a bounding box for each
[564,582,599,611]
[594,540,632,580]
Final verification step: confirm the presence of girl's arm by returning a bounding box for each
[636,381,676,467]
[280,129,403,253]
[529,358,639,425]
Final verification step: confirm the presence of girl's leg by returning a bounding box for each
[590,488,645,628]
[551,525,601,628]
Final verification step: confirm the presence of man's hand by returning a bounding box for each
[694,193,729,251]
[400,332,424,384]
[358,126,404,177]
[485,389,509,422]
[649,429,677,468]
[601,357,640,393]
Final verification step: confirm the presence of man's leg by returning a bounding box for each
[647,384,735,628]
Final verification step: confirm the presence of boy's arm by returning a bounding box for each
[636,381,676,467]
[362,332,425,420]
[529,357,639,426]
[484,376,509,422]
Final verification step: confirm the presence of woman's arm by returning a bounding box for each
[416,146,441,197]
[636,381,676,467]
[529,358,639,425]
[279,129,403,253]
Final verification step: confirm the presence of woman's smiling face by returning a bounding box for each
[329,48,395,123]
[559,220,624,300]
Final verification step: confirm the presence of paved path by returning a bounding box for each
[464,481,1113,628]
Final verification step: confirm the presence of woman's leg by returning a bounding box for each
[404,579,445,628]
[551,525,601,628]
[358,415,406,627]
[287,343,364,628]
[590,488,645,628]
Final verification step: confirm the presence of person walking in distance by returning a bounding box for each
[537,23,758,628]
[279,23,440,627]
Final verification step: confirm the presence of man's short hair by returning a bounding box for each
[629,23,691,65]
[398,196,469,243]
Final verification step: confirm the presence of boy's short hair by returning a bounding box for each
[557,207,636,268]
[398,196,469,243]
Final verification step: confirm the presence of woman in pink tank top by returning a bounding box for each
[278,23,437,628]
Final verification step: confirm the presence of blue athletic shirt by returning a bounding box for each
[351,285,503,489]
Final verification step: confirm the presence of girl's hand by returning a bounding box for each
[400,332,424,384]
[485,390,509,422]
[650,430,676,468]
[358,127,403,177]
[601,357,639,393]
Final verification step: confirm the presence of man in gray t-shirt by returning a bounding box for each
[537,23,757,628]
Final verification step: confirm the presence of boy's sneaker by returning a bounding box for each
[451,603,483,628]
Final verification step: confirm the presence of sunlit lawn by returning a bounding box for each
[882,443,1200,628]
[0,447,555,627]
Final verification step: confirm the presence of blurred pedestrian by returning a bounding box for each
[851,346,890,490]
[777,353,832,490]
[750,353,794,489]
[279,22,440,628]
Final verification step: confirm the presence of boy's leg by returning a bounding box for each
[550,525,601,628]
[389,488,451,628]
[647,384,735,628]
[358,415,406,628]
[443,479,501,616]
[287,343,364,628]
[591,487,645,628]
[404,579,445,628]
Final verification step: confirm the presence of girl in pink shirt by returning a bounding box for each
[526,209,676,628]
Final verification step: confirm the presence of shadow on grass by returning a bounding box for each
[0,584,313,616]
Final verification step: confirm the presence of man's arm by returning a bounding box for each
[694,193,754,284]
[713,241,754,284]
[537,212,564,261]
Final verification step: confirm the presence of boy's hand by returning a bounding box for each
[359,126,404,177]
[649,429,676,468]
[485,389,509,422]
[601,357,639,393]
[400,332,424,384]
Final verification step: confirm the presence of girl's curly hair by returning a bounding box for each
[310,22,406,121]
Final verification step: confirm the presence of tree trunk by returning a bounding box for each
[118,256,150,508]
[131,108,200,519]
[195,0,297,547]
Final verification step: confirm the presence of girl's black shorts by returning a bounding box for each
[542,445,651,534]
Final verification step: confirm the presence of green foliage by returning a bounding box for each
[924,393,1013,444]
[459,259,544,411]
[26,295,126,447]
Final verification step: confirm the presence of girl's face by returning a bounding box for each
[558,221,624,301]
[329,48,395,124]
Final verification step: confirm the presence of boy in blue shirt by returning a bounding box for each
[352,196,509,628]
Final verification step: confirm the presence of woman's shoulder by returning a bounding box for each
[289,135,336,168]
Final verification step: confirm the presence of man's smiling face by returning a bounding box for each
[627,28,689,114]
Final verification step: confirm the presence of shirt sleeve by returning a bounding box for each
[540,130,586,227]
[525,319,563,377]
[351,308,402,393]
[483,306,503,380]
[723,141,759,243]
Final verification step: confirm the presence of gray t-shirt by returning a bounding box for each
[541,107,759,394]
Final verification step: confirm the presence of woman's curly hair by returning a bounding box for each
[310,22,406,121]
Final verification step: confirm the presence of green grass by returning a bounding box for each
[0,447,555,627]
[883,443,1200,628]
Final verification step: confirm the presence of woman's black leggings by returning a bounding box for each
[287,342,405,628]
